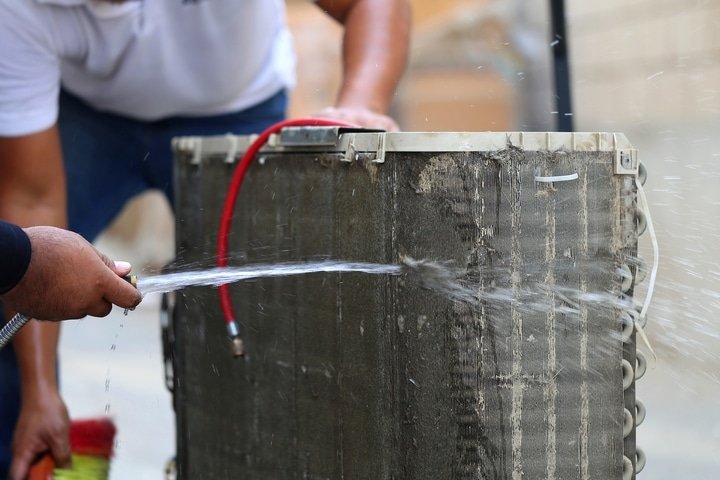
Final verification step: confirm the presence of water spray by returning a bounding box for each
[0,261,438,350]
[0,257,485,351]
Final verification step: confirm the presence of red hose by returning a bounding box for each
[216,117,357,330]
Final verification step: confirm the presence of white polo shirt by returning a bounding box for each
[0,0,297,136]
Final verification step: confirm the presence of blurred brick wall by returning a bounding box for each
[400,69,512,131]
[287,0,535,132]
[285,2,342,120]
[289,0,720,132]
[398,3,515,131]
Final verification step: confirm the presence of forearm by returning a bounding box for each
[12,320,61,395]
[321,0,411,113]
[0,126,67,396]
[0,127,67,228]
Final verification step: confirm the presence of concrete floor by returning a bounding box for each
[56,122,720,479]
[55,190,175,479]
[58,294,174,480]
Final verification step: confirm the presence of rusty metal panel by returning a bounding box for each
[171,131,638,479]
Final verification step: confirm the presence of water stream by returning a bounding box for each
[134,257,628,319]
[135,261,403,296]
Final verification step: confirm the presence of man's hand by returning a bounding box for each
[316,106,400,132]
[315,0,411,131]
[9,389,71,480]
[1,226,142,321]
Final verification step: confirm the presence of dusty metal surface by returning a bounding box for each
[172,131,637,479]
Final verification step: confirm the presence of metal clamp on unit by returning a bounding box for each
[267,126,388,163]
[272,126,385,149]
[615,148,639,175]
[273,126,349,147]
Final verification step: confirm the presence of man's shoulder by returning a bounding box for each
[0,0,86,23]
[0,0,47,14]
[0,1,65,137]
[0,1,52,28]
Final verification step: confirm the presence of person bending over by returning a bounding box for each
[0,1,411,478]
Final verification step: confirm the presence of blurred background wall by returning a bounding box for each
[286,0,553,132]
[567,2,720,479]
[63,1,720,478]
[570,0,720,128]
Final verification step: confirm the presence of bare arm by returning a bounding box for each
[0,126,72,479]
[314,0,412,130]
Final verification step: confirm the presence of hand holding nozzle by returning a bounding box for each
[0,226,142,322]
[0,226,143,350]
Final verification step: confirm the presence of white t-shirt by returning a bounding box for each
[0,0,297,136]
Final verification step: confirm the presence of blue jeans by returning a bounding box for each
[0,345,20,478]
[0,89,287,477]
[60,88,288,241]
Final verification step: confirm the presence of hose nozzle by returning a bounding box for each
[122,275,139,315]
[124,274,138,289]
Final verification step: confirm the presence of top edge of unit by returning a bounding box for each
[172,131,635,158]
[380,131,634,153]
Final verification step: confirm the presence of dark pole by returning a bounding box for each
[550,0,574,132]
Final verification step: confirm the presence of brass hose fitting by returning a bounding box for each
[125,275,138,289]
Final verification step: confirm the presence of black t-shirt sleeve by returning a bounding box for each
[0,220,32,295]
